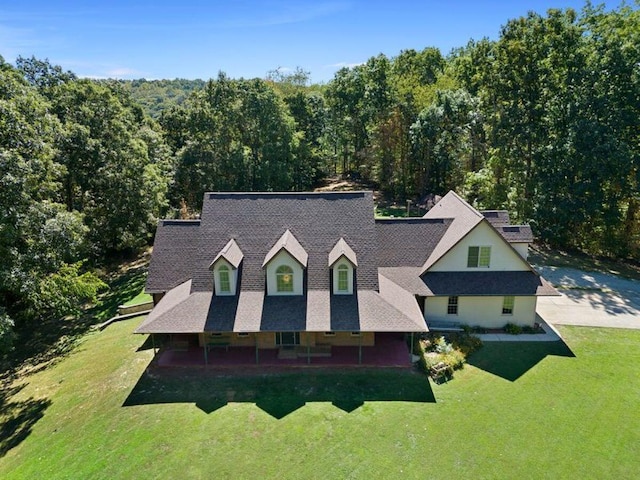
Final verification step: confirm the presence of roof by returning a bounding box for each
[481,210,511,226]
[146,220,201,293]
[496,225,534,243]
[328,237,358,267]
[421,191,484,273]
[376,218,451,267]
[209,238,244,269]
[420,271,560,296]
[378,269,559,297]
[263,229,308,268]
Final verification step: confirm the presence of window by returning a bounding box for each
[276,265,294,292]
[447,296,459,315]
[502,296,515,315]
[467,246,491,267]
[337,264,349,292]
[237,332,249,337]
[350,332,361,337]
[324,331,336,337]
[218,265,230,292]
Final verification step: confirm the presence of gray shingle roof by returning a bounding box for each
[262,229,308,268]
[421,271,559,296]
[328,237,358,267]
[209,238,244,269]
[496,225,534,243]
[146,221,201,293]
[481,210,511,226]
[376,218,452,267]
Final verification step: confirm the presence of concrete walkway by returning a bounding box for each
[535,265,640,330]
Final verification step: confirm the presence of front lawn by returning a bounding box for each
[1,321,638,479]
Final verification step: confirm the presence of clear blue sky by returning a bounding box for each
[1,0,607,83]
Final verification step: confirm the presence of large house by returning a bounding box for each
[136,191,557,364]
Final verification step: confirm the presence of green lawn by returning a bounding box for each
[122,288,152,306]
[1,321,639,479]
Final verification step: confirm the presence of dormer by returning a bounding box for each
[328,238,357,295]
[263,230,307,296]
[209,239,243,295]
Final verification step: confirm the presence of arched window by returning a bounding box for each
[276,265,294,292]
[218,265,230,293]
[337,264,349,292]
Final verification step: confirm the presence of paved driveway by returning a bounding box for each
[535,265,640,329]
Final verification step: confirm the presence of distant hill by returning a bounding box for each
[118,78,206,118]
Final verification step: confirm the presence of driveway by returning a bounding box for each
[535,265,640,329]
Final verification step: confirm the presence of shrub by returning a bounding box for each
[504,323,522,335]
[447,332,483,355]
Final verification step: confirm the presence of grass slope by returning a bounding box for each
[1,321,639,479]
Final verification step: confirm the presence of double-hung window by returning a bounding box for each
[467,246,491,268]
[276,265,294,292]
[502,296,515,315]
[447,296,459,315]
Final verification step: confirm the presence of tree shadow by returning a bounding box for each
[0,375,51,457]
[466,340,575,382]
[123,367,435,419]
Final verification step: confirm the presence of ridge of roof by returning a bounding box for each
[420,191,484,273]
[262,229,309,268]
[209,238,244,269]
[328,237,358,267]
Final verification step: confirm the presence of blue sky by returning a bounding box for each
[1,0,604,83]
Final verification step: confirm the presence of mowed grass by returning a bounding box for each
[1,321,639,479]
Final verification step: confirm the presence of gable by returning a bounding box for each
[428,220,531,272]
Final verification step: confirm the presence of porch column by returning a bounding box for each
[409,332,414,363]
[358,333,362,365]
[307,333,311,365]
[255,336,259,365]
[204,339,208,365]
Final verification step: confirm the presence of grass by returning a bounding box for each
[1,321,639,479]
[122,289,152,306]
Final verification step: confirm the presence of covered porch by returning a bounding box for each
[152,332,413,368]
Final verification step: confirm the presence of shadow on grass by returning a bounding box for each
[123,367,435,419]
[466,340,575,382]
[0,376,51,458]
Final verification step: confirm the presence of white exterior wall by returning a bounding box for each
[512,242,529,260]
[431,222,530,272]
[332,259,354,295]
[266,250,304,295]
[213,259,238,296]
[425,296,537,328]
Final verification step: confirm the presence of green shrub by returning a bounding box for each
[447,332,483,355]
[504,323,522,335]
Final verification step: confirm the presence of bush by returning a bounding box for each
[504,323,522,335]
[0,309,16,357]
[447,332,483,355]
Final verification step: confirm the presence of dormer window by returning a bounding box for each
[218,265,231,293]
[329,238,357,295]
[209,239,243,296]
[276,265,294,293]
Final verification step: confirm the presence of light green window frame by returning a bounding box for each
[502,296,515,315]
[467,246,491,267]
[479,246,491,267]
[276,265,294,292]
[218,265,231,292]
[337,264,349,292]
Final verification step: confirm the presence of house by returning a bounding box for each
[136,190,557,365]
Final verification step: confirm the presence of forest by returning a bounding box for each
[0,3,638,355]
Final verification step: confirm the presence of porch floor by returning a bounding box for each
[155,333,412,368]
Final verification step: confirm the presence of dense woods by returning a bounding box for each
[0,3,638,355]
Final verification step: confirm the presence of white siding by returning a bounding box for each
[512,242,529,260]
[430,221,530,272]
[425,296,537,328]
[266,250,304,295]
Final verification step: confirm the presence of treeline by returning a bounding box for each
[0,3,638,356]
